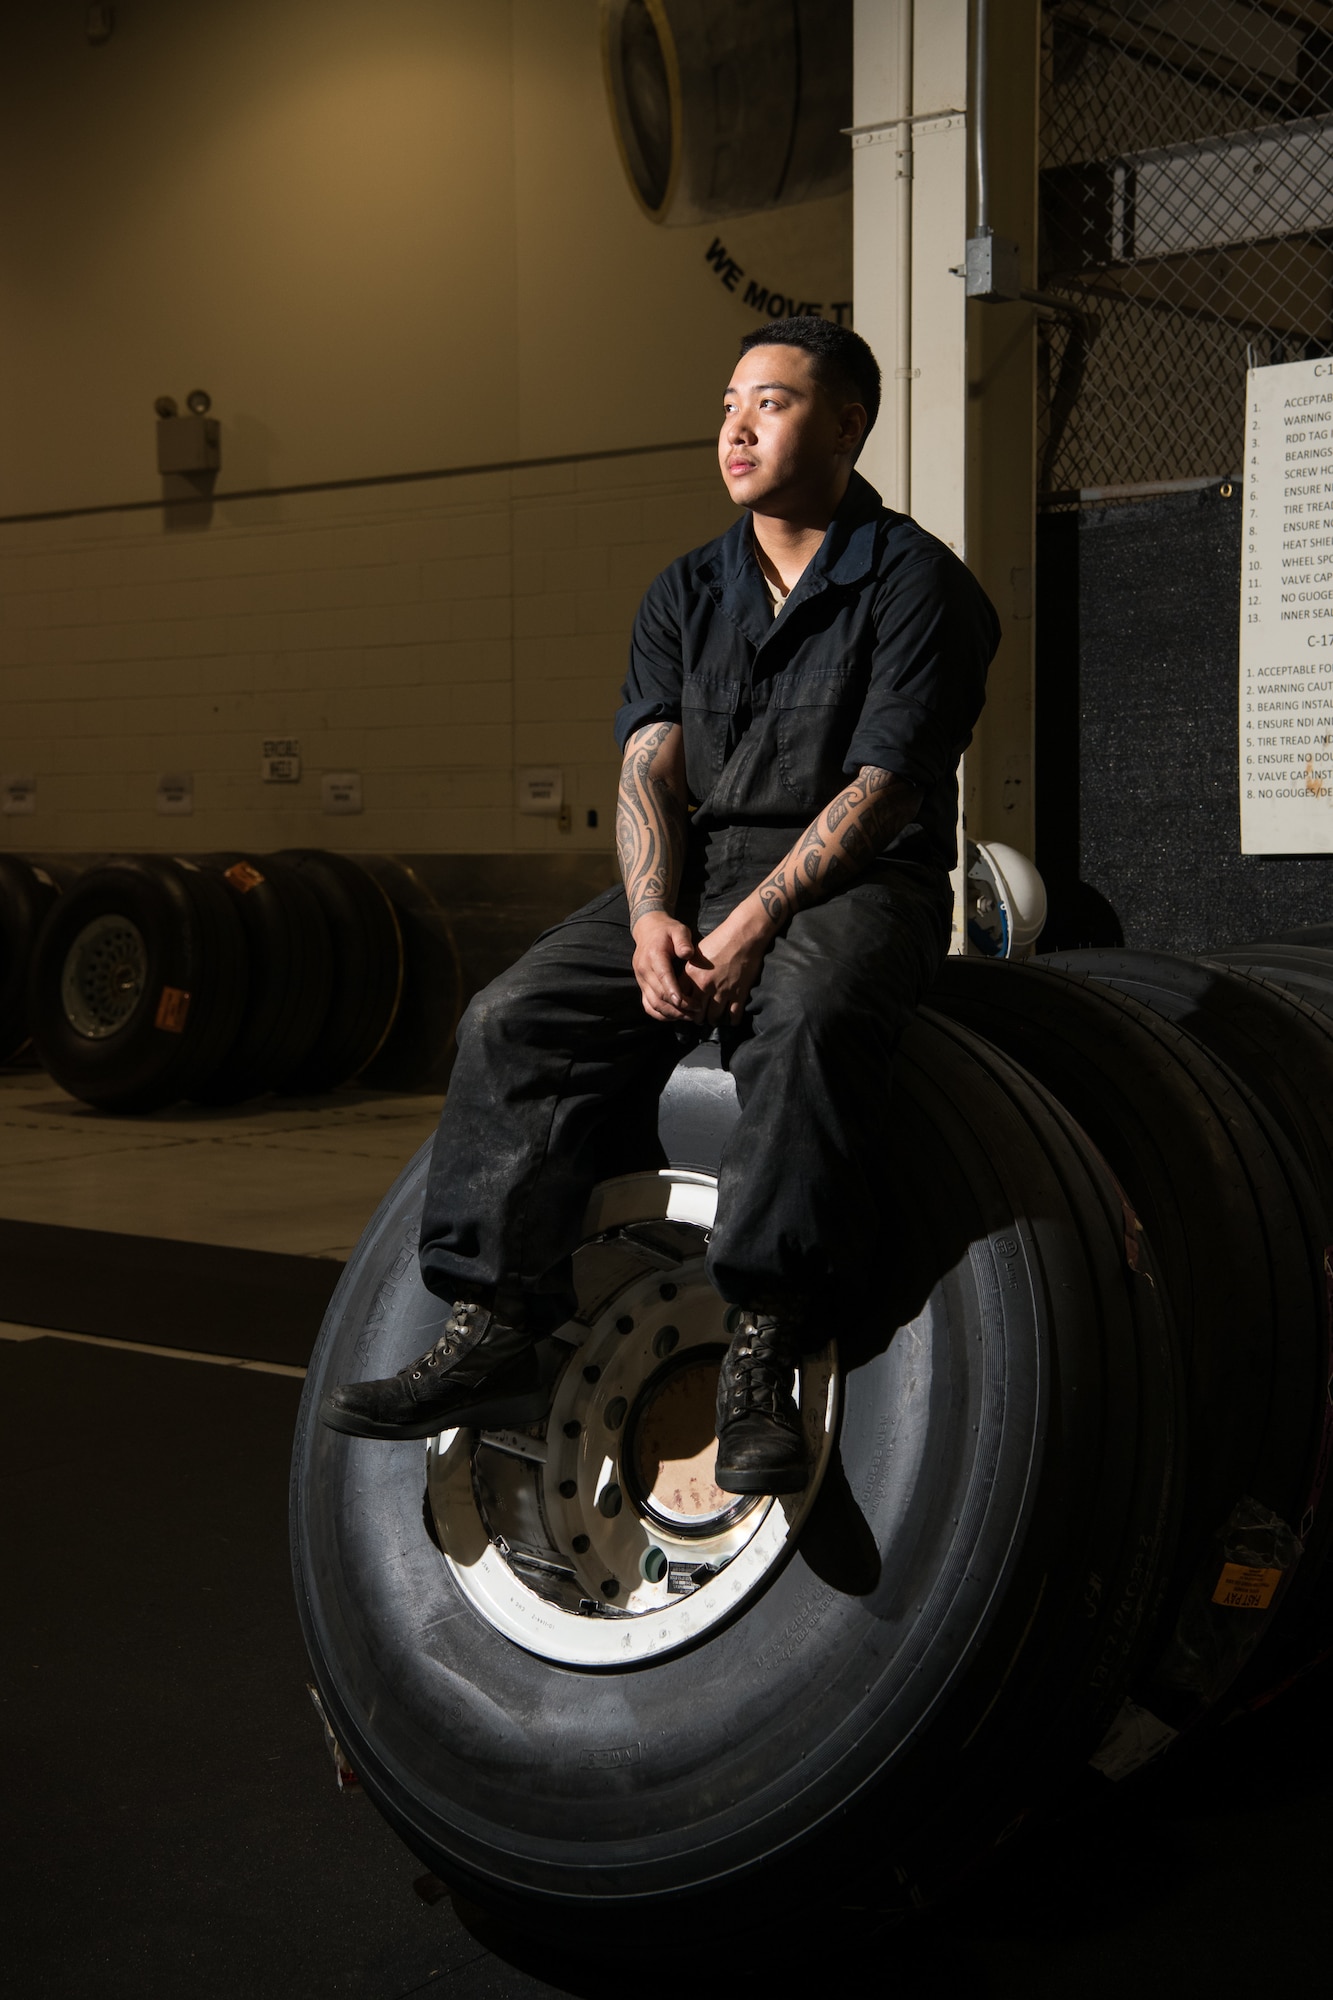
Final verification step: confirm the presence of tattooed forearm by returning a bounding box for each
[753,765,921,930]
[617,721,689,928]
[759,873,789,924]
[839,817,872,867]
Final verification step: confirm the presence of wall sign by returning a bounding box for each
[1,773,36,815]
[704,238,852,325]
[517,767,563,815]
[261,737,301,782]
[156,771,193,816]
[1240,357,1333,854]
[321,772,362,815]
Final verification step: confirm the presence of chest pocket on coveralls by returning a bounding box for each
[775,667,866,811]
[680,678,740,802]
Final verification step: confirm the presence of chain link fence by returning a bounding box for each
[1039,0,1333,501]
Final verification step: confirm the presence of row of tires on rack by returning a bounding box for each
[293,919,1333,1929]
[0,850,460,1111]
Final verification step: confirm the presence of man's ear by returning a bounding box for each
[837,403,868,456]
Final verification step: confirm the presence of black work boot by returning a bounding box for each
[319,1301,544,1440]
[713,1312,809,1495]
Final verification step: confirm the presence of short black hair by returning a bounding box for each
[738,317,881,441]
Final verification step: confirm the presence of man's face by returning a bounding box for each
[718,344,863,513]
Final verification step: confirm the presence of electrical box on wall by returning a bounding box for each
[156,415,220,475]
[965,229,1021,302]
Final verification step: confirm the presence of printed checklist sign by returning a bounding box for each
[1241,357,1333,854]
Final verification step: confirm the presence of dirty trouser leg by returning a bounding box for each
[418,892,682,1332]
[705,872,950,1328]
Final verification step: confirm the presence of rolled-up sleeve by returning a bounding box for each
[613,569,685,752]
[843,554,998,787]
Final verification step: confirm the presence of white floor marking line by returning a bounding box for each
[0,1320,307,1378]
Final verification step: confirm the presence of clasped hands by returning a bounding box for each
[630,905,773,1025]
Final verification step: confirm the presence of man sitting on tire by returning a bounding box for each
[322,317,997,1494]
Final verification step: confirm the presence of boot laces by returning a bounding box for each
[437,1299,481,1354]
[413,1300,481,1376]
[722,1316,797,1421]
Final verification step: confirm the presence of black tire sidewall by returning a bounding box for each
[292,1025,1173,1914]
[274,851,402,1092]
[190,855,334,1103]
[29,857,246,1110]
[0,855,61,1060]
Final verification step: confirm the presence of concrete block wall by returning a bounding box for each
[0,443,735,857]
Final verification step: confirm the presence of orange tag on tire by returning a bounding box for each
[1211,1563,1282,1611]
[155,987,191,1033]
[224,861,264,892]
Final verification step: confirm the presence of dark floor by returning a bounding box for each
[6,1333,1332,2000]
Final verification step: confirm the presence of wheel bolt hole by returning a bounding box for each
[604,1396,628,1431]
[601,1577,620,1598]
[597,1483,622,1518]
[616,1315,634,1335]
[659,1282,677,1301]
[640,1547,667,1584]
[572,1534,590,1554]
[558,1479,577,1499]
[583,1364,601,1383]
[563,1420,581,1439]
[652,1324,679,1358]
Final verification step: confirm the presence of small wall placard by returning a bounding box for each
[156,772,194,816]
[261,738,301,782]
[1,774,36,815]
[517,767,563,815]
[321,771,362,815]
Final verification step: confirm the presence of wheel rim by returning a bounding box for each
[425,1169,839,1667]
[60,915,148,1039]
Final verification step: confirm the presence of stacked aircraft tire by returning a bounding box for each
[290,926,1333,1930]
[0,855,78,1064]
[27,855,249,1112]
[21,851,456,1111]
[188,855,335,1105]
[936,954,1333,1721]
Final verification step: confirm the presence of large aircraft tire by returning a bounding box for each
[933,957,1331,1715]
[292,1017,1178,1922]
[273,851,403,1093]
[189,854,334,1104]
[27,855,247,1112]
[0,855,68,1063]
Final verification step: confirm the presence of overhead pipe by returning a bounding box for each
[965,0,1022,300]
[894,0,914,514]
[972,0,990,236]
[965,0,1095,491]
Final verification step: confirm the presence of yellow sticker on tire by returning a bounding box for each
[155,987,191,1033]
[1211,1563,1282,1611]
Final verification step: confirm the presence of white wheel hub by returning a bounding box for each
[60,915,147,1039]
[425,1169,839,1666]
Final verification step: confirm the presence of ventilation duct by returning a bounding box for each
[600,0,851,226]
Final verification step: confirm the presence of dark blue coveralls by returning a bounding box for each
[419,471,998,1336]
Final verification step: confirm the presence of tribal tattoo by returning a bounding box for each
[616,721,689,927]
[756,765,920,929]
